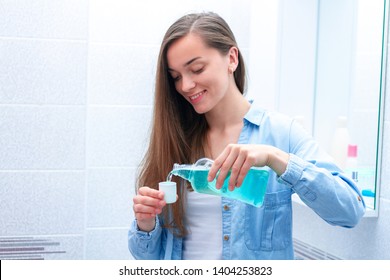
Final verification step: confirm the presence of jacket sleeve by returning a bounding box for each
[278,120,366,228]
[128,217,165,259]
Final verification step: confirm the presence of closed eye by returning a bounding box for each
[169,71,181,82]
[193,67,204,74]
[172,75,181,82]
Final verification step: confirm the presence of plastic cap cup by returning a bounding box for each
[159,181,177,204]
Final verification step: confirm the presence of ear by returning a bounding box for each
[228,46,239,71]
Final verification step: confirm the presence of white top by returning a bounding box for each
[182,190,222,260]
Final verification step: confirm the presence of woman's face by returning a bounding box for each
[167,33,235,114]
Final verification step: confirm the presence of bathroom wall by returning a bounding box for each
[0,0,255,260]
[291,0,390,260]
[0,0,389,260]
[0,0,89,259]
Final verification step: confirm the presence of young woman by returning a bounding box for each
[128,12,365,260]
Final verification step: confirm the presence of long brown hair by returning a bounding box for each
[136,12,246,237]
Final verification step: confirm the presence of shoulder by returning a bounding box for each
[250,100,294,128]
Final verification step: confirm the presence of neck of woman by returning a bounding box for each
[205,90,250,131]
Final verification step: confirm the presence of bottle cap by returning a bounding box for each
[337,116,348,127]
[348,144,358,157]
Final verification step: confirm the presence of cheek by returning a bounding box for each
[207,64,229,86]
[201,72,221,87]
[211,72,230,91]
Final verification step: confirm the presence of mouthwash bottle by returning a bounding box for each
[167,158,269,207]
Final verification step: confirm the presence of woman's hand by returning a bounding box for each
[133,186,166,232]
[207,144,289,190]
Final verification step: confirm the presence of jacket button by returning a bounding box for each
[223,205,230,211]
[224,235,229,241]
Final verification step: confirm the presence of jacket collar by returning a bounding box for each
[243,100,265,126]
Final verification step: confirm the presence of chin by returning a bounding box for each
[191,104,210,115]
[193,108,206,114]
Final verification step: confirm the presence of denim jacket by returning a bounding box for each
[128,101,366,260]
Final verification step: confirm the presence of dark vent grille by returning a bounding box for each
[0,237,66,260]
[294,238,341,260]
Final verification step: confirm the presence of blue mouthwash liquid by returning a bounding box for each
[167,158,269,207]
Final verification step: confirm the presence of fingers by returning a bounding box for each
[207,145,233,189]
[209,144,242,189]
[233,158,253,188]
[208,144,260,190]
[228,155,249,190]
[216,147,239,189]
[133,186,166,221]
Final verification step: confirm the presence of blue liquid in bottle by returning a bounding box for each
[168,158,269,207]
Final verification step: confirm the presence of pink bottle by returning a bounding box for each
[346,144,358,182]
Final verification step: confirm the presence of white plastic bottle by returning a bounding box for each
[330,116,351,169]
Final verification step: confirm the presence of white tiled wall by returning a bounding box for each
[0,171,85,235]
[0,0,253,260]
[0,0,89,260]
[1,0,389,260]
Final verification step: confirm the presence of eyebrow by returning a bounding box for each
[184,57,201,66]
[168,56,202,71]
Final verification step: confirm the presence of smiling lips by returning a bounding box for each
[189,90,205,103]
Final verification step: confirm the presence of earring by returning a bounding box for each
[229,67,234,74]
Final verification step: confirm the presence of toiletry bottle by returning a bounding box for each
[330,116,351,169]
[345,144,358,183]
[167,158,269,207]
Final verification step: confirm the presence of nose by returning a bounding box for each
[180,74,196,92]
